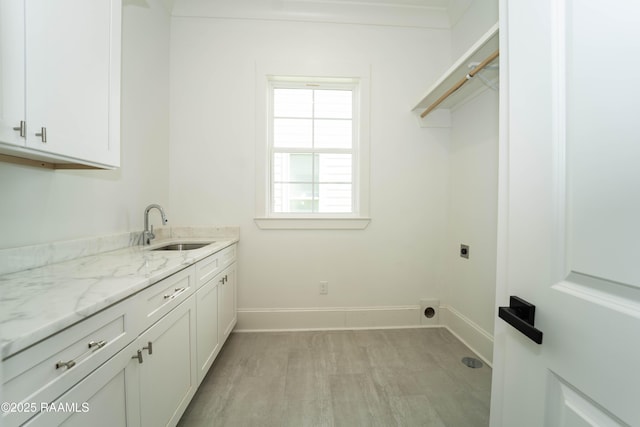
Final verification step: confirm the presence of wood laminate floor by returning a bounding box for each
[178,328,491,427]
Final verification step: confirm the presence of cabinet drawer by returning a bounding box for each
[218,244,236,271]
[195,253,220,290]
[2,298,135,427]
[195,244,236,290]
[138,266,195,330]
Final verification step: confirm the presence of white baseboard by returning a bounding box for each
[236,306,424,331]
[440,305,494,366]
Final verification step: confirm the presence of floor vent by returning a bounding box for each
[461,357,483,369]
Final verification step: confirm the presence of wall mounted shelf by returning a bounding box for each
[412,23,499,127]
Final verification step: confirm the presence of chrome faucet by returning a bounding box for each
[143,204,168,245]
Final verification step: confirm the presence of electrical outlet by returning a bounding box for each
[319,281,328,295]
[460,244,470,259]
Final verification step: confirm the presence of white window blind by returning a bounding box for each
[269,81,357,214]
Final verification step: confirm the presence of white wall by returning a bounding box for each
[0,1,171,249]
[451,0,499,57]
[169,12,452,328]
[441,0,498,363]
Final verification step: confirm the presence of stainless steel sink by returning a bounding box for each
[151,242,214,251]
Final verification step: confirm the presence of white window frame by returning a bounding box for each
[254,68,371,230]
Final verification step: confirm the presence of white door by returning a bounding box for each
[491,1,640,426]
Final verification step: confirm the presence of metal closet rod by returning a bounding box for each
[420,49,499,119]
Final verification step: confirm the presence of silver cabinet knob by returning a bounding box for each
[132,350,143,364]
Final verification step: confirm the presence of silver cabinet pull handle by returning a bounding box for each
[163,287,186,299]
[12,121,25,137]
[35,127,47,143]
[143,341,153,355]
[55,360,76,370]
[88,340,107,350]
[132,350,143,364]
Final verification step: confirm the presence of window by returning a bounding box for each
[255,72,370,230]
[270,81,356,214]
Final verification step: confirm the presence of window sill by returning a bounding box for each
[254,217,371,230]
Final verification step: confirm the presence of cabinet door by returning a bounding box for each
[218,263,237,346]
[0,0,25,146]
[139,295,196,427]
[24,340,141,427]
[195,276,219,385]
[24,0,121,167]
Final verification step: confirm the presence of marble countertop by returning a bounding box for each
[0,229,238,360]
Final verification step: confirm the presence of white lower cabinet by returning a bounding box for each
[2,298,137,427]
[194,259,237,385]
[24,294,196,427]
[24,339,140,427]
[194,246,237,385]
[5,243,237,427]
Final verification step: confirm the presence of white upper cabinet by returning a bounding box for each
[0,0,26,147]
[0,0,121,169]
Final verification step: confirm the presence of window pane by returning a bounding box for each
[318,183,352,212]
[274,89,312,117]
[289,153,313,181]
[318,153,351,183]
[273,152,289,182]
[274,153,314,182]
[315,90,352,119]
[273,118,312,148]
[314,119,352,149]
[272,183,315,213]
